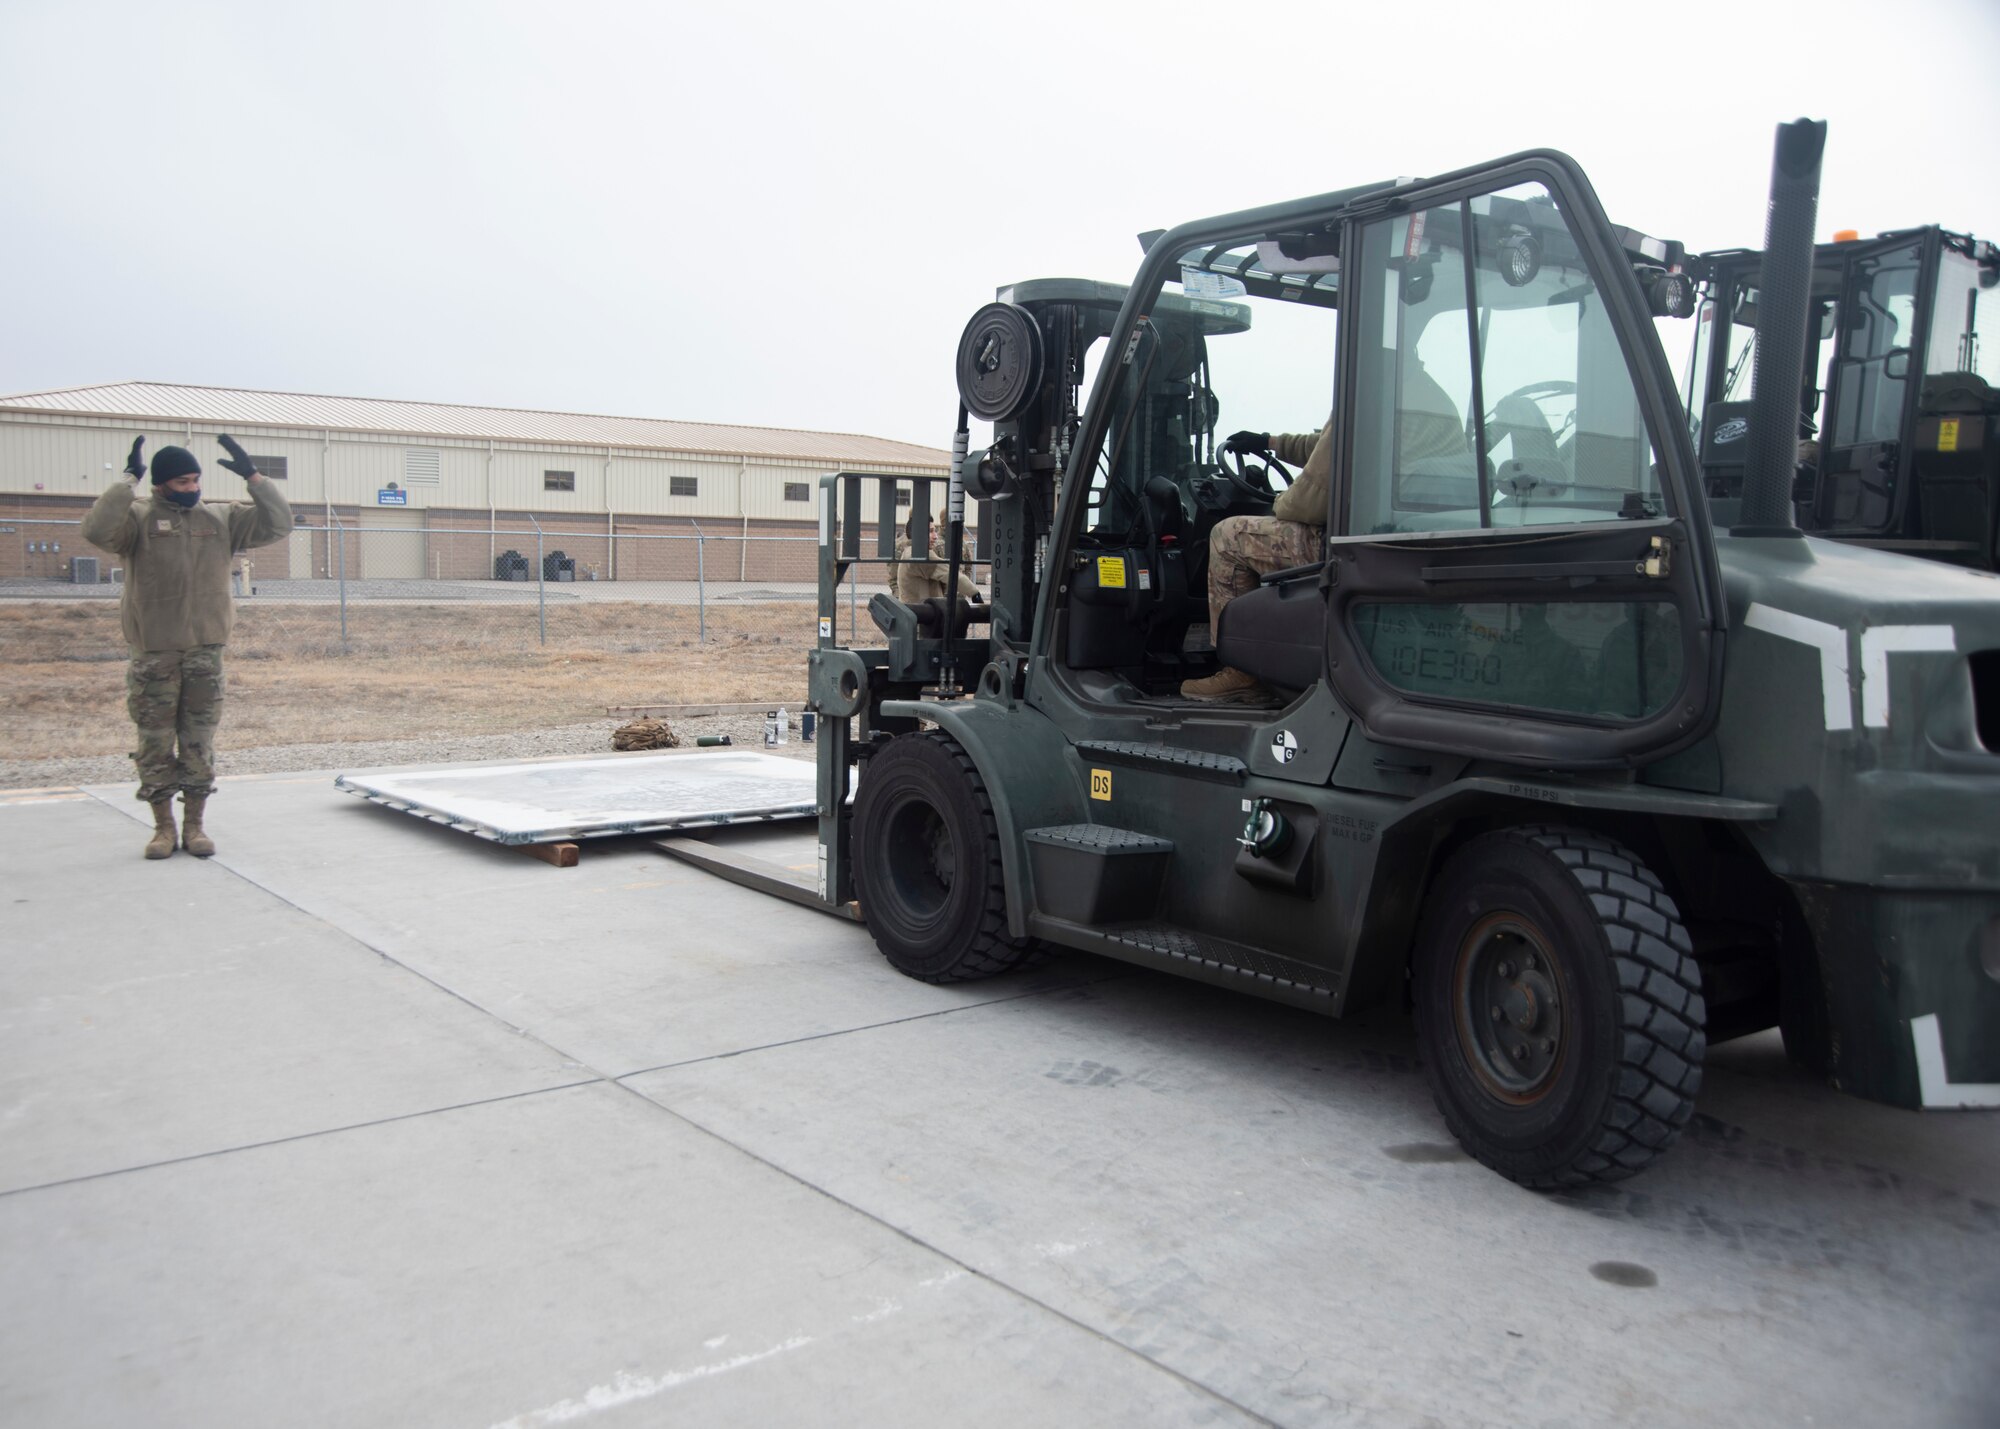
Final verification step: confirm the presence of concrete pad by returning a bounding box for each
[0,797,585,1191]
[627,973,2000,1428]
[20,770,1997,1427]
[0,1082,1253,1429]
[82,775,1111,1078]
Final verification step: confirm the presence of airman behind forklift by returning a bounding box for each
[782,121,2000,1189]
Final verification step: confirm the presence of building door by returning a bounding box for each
[358,509,425,580]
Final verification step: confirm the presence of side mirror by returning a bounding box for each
[1884,347,1912,382]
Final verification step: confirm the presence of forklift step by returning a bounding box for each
[1023,824,1173,924]
[1073,740,1247,784]
[1100,923,1338,1001]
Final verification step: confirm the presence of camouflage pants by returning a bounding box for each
[1205,516,1324,631]
[126,645,225,803]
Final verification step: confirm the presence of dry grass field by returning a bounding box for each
[0,600,820,760]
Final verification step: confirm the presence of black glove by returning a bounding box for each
[216,434,258,478]
[124,435,147,479]
[1222,430,1271,456]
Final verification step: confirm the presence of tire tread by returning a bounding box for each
[859,731,1031,984]
[1427,823,1707,1190]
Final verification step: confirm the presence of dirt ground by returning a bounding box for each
[0,600,820,759]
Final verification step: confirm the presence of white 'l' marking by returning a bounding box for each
[1859,626,1956,728]
[1744,604,1850,730]
[1911,1014,2000,1108]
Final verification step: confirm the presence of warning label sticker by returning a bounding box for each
[1097,556,1127,589]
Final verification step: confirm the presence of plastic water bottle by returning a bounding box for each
[775,706,789,745]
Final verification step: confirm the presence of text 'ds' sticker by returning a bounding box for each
[1089,768,1112,801]
[1096,556,1127,589]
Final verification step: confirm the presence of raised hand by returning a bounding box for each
[216,434,259,478]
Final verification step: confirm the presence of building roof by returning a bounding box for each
[0,381,950,470]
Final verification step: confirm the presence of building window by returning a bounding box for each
[544,470,575,492]
[670,475,699,498]
[895,487,911,507]
[253,455,288,479]
[404,448,441,485]
[783,482,811,502]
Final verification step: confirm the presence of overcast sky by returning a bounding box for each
[3,0,1996,450]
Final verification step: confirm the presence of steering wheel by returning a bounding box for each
[1469,380,1577,443]
[1218,443,1296,505]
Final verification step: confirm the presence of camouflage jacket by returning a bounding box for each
[892,528,981,604]
[82,479,294,652]
[1266,360,1464,527]
[1269,424,1332,526]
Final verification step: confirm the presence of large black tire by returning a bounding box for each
[850,731,1034,984]
[1412,825,1706,1189]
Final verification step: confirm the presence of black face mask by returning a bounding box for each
[160,489,201,509]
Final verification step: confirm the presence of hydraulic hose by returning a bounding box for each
[941,404,970,695]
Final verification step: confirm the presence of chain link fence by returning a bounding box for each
[0,518,894,665]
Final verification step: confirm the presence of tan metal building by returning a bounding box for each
[0,381,948,582]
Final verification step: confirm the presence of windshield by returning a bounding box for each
[1929,251,1997,387]
[1347,181,1664,534]
[1830,241,1921,448]
[1085,261,1339,539]
[1687,260,1844,455]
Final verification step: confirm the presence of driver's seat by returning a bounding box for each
[1214,561,1327,693]
[1491,391,1564,467]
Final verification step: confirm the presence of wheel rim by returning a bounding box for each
[878,793,956,930]
[1452,912,1566,1104]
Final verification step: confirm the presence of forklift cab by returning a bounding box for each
[1044,155,1722,771]
[1686,226,2000,568]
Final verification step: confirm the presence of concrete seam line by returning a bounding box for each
[0,1079,606,1200]
[609,969,1136,1080]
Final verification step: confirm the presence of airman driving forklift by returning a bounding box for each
[792,122,2000,1189]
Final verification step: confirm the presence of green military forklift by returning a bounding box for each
[1685,222,1999,570]
[788,121,2000,1189]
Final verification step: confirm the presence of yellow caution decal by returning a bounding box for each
[1096,556,1127,589]
[1090,768,1112,801]
[1937,418,1960,453]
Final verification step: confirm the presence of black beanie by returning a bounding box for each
[151,445,201,485]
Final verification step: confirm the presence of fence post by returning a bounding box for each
[692,521,707,644]
[334,519,348,647]
[531,514,546,646]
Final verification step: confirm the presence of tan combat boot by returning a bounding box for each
[1180,666,1270,703]
[144,799,177,860]
[180,792,216,858]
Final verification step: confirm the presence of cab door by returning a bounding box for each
[1321,156,1726,770]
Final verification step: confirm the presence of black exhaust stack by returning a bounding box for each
[1735,118,1827,536]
